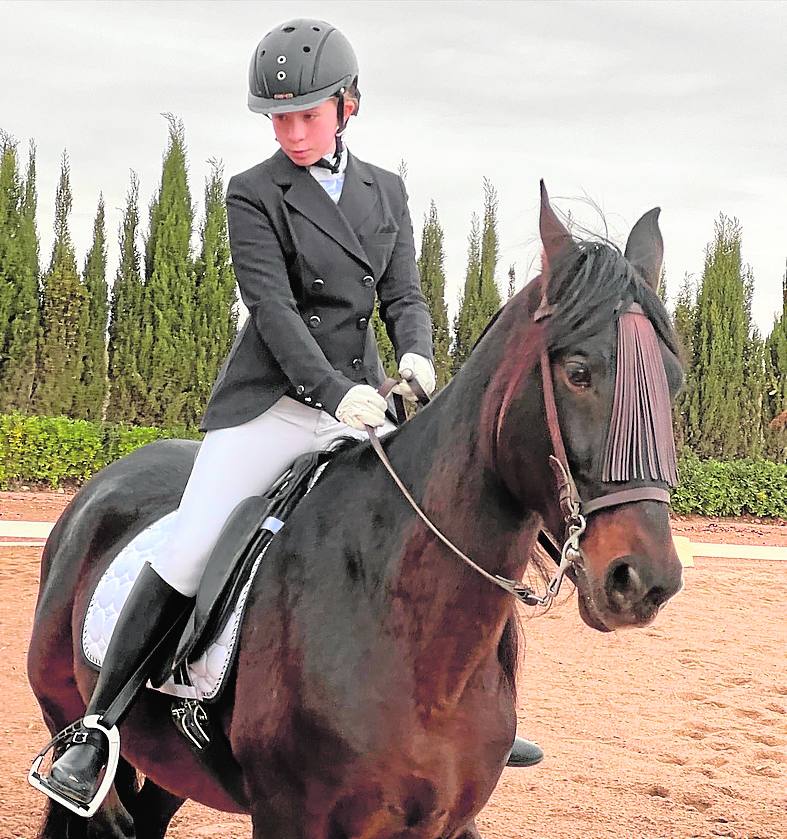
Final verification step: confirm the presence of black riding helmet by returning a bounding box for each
[248,19,360,172]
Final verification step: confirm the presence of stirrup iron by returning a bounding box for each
[28,714,121,818]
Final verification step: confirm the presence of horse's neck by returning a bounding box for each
[372,376,540,709]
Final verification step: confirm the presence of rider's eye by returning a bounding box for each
[566,361,592,389]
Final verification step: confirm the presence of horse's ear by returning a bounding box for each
[539,180,573,267]
[624,208,664,292]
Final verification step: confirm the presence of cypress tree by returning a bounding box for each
[417,201,450,388]
[451,180,502,374]
[0,138,39,412]
[764,262,787,460]
[372,304,397,377]
[507,263,517,300]
[741,325,766,458]
[138,115,195,427]
[15,142,40,406]
[191,160,237,425]
[0,136,23,406]
[107,173,145,423]
[75,195,109,421]
[657,266,668,304]
[451,212,481,373]
[477,178,502,324]
[739,265,767,457]
[672,273,698,450]
[688,215,749,458]
[30,152,87,416]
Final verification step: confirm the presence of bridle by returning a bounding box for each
[368,297,672,609]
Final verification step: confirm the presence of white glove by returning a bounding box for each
[393,353,436,402]
[335,384,388,430]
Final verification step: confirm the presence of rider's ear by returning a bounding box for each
[624,208,663,293]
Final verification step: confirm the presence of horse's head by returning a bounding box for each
[491,183,684,632]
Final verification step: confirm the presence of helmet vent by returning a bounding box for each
[312,26,320,31]
[276,71,286,81]
[277,55,286,64]
[303,46,311,53]
[283,26,295,33]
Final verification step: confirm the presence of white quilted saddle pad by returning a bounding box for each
[82,510,268,702]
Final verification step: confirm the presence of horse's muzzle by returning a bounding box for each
[601,553,683,627]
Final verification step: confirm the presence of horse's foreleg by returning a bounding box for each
[128,778,185,839]
[37,799,88,839]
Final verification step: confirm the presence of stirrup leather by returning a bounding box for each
[28,714,120,818]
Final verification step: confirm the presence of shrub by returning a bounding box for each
[0,412,202,489]
[671,450,787,518]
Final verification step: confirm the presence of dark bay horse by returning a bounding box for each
[28,185,685,839]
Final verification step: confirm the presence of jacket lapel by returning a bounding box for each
[338,154,380,239]
[273,150,372,269]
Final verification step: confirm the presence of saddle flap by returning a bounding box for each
[173,495,271,668]
[171,447,342,677]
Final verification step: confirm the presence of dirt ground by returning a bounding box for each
[1,492,785,839]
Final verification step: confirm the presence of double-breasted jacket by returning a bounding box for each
[201,148,433,431]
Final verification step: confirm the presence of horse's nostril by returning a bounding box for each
[605,557,647,612]
[607,561,642,602]
[610,562,635,593]
[604,555,681,619]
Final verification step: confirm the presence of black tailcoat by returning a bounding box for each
[200,149,433,431]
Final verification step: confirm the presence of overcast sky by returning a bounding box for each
[1,0,785,334]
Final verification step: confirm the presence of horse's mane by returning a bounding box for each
[544,237,680,360]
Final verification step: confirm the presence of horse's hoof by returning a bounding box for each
[506,736,544,767]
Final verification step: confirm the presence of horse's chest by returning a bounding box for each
[322,767,469,839]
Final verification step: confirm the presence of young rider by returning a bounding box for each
[36,17,541,813]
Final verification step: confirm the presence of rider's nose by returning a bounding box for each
[603,554,682,622]
[287,120,306,143]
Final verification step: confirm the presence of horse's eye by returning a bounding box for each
[566,361,592,389]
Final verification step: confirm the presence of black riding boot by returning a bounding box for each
[44,563,191,807]
[506,735,544,767]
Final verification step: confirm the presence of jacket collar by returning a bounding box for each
[272,150,377,269]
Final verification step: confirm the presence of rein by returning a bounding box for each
[367,291,674,608]
[367,377,576,607]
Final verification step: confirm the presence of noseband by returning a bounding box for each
[369,295,676,609]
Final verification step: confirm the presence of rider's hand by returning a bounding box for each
[393,353,436,403]
[335,385,388,430]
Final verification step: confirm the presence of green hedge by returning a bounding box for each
[670,450,787,518]
[0,412,201,489]
[0,413,785,518]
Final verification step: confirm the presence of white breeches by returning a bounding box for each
[150,395,396,596]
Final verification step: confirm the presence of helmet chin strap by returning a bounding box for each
[330,88,347,174]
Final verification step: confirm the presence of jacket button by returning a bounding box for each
[311,278,325,292]
[361,274,374,288]
[296,385,305,395]
[356,317,368,330]
[308,315,321,329]
[351,357,363,370]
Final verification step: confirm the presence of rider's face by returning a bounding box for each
[272,98,355,167]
